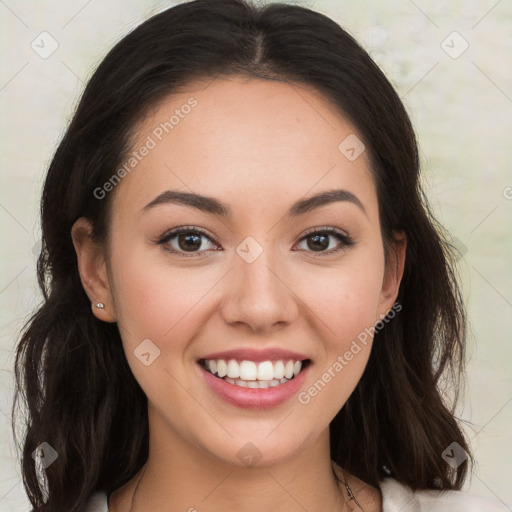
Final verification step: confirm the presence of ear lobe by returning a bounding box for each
[378,231,407,319]
[71,217,117,323]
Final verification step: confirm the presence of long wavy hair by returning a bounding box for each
[13,0,471,510]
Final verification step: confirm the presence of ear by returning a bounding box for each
[377,230,407,320]
[71,217,117,323]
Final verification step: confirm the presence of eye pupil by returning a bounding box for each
[308,234,329,251]
[179,233,202,252]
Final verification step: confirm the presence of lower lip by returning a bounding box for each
[197,362,310,409]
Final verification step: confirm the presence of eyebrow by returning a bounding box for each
[142,188,366,218]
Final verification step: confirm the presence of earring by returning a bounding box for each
[95,302,105,309]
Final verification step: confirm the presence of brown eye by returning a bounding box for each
[157,227,219,256]
[295,227,355,255]
[175,232,203,252]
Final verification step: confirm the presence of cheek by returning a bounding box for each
[291,253,384,418]
[298,255,384,349]
[108,249,221,410]
[108,245,218,358]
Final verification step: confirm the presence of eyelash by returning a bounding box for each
[156,225,355,258]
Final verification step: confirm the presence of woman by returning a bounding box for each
[13,0,507,510]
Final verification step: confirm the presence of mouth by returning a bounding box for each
[198,358,312,389]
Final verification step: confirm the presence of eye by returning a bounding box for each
[294,227,355,256]
[157,226,219,256]
[156,226,355,257]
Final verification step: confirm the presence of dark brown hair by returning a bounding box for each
[13,0,471,510]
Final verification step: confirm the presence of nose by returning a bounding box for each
[219,244,299,334]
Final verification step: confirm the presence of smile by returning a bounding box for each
[200,358,310,388]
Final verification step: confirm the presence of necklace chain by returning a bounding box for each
[113,462,361,512]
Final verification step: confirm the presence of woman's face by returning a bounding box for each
[78,76,404,468]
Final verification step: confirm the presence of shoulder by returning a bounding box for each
[380,478,508,512]
[81,491,109,512]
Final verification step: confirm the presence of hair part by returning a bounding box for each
[13,0,471,510]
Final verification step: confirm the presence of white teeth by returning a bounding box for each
[226,377,287,389]
[239,360,258,380]
[257,361,274,380]
[273,361,285,379]
[227,359,239,378]
[217,359,227,378]
[284,360,294,379]
[203,357,308,385]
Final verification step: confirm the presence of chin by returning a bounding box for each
[202,428,312,470]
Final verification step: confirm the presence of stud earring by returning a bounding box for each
[95,302,105,309]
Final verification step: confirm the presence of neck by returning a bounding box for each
[143,440,345,511]
[111,414,353,512]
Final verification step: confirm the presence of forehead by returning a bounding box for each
[110,76,377,222]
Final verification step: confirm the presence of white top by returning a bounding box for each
[82,477,508,511]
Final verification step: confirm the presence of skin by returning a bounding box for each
[72,76,406,511]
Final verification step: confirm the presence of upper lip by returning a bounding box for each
[199,348,310,362]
